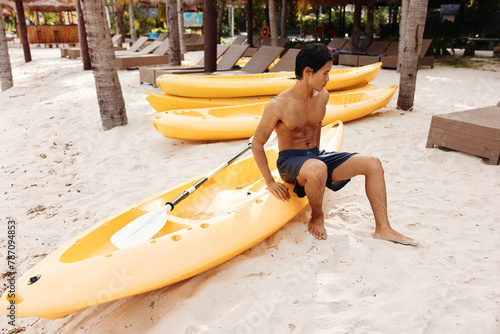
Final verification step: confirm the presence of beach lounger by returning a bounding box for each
[338,40,391,67]
[231,34,247,45]
[153,44,250,77]
[186,35,204,51]
[382,39,433,69]
[211,45,285,75]
[269,48,300,72]
[327,38,351,64]
[357,41,391,66]
[426,105,500,165]
[61,34,126,59]
[115,40,173,70]
[139,44,231,86]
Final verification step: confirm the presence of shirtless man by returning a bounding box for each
[252,43,417,246]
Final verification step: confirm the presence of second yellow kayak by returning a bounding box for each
[152,85,397,141]
[145,83,377,112]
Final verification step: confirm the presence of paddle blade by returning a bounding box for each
[110,208,168,249]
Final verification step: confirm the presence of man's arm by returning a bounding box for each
[252,103,291,201]
[315,89,330,149]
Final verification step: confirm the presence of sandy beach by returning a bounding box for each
[1,47,499,334]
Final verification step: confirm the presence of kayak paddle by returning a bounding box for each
[110,133,277,249]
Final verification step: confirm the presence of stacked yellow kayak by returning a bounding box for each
[0,122,345,319]
[152,85,397,140]
[154,62,382,98]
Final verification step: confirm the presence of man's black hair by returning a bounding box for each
[295,43,333,80]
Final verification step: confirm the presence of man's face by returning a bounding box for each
[310,61,332,90]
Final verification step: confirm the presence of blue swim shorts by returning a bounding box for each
[276,146,357,198]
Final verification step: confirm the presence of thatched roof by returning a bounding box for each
[306,0,398,6]
[1,0,75,13]
[137,0,204,7]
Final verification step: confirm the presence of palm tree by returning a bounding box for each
[397,0,410,72]
[167,0,181,65]
[80,0,128,130]
[129,0,137,42]
[269,0,278,46]
[280,0,287,38]
[397,0,429,111]
[112,0,125,46]
[0,9,13,91]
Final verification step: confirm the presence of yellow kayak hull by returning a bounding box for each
[151,85,397,141]
[1,122,344,319]
[156,63,382,98]
[145,83,377,112]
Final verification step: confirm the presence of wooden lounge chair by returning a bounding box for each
[61,34,125,58]
[186,35,204,51]
[212,45,285,75]
[418,39,435,68]
[240,45,285,73]
[379,42,400,68]
[356,41,392,66]
[339,40,390,67]
[327,38,350,64]
[158,45,283,78]
[327,38,349,50]
[115,37,162,56]
[115,40,174,70]
[139,44,231,86]
[257,37,289,48]
[231,34,247,45]
[426,105,500,165]
[269,48,300,72]
[243,36,263,57]
[382,39,433,69]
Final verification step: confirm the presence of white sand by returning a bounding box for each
[1,47,499,333]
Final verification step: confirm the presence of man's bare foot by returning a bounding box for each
[373,228,419,246]
[308,215,327,240]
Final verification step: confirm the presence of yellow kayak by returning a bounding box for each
[0,122,344,319]
[152,85,397,141]
[144,83,377,112]
[156,63,382,98]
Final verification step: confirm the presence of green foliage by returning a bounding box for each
[151,22,168,34]
[429,37,452,56]
[437,57,482,69]
[3,16,16,32]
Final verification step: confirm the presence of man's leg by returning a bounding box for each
[331,155,417,245]
[295,159,328,240]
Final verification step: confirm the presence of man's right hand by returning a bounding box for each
[267,180,291,201]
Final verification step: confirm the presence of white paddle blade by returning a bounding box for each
[110,208,168,249]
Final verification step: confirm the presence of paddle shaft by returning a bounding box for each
[166,143,252,210]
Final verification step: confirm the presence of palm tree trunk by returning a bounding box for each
[269,0,277,46]
[397,0,410,72]
[397,0,429,111]
[217,0,226,43]
[167,0,181,65]
[351,0,362,52]
[112,0,125,46]
[364,2,374,49]
[177,0,186,54]
[280,0,287,38]
[129,0,137,42]
[0,11,13,91]
[80,0,127,130]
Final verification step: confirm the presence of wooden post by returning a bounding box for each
[204,0,217,72]
[14,0,31,62]
[247,0,253,47]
